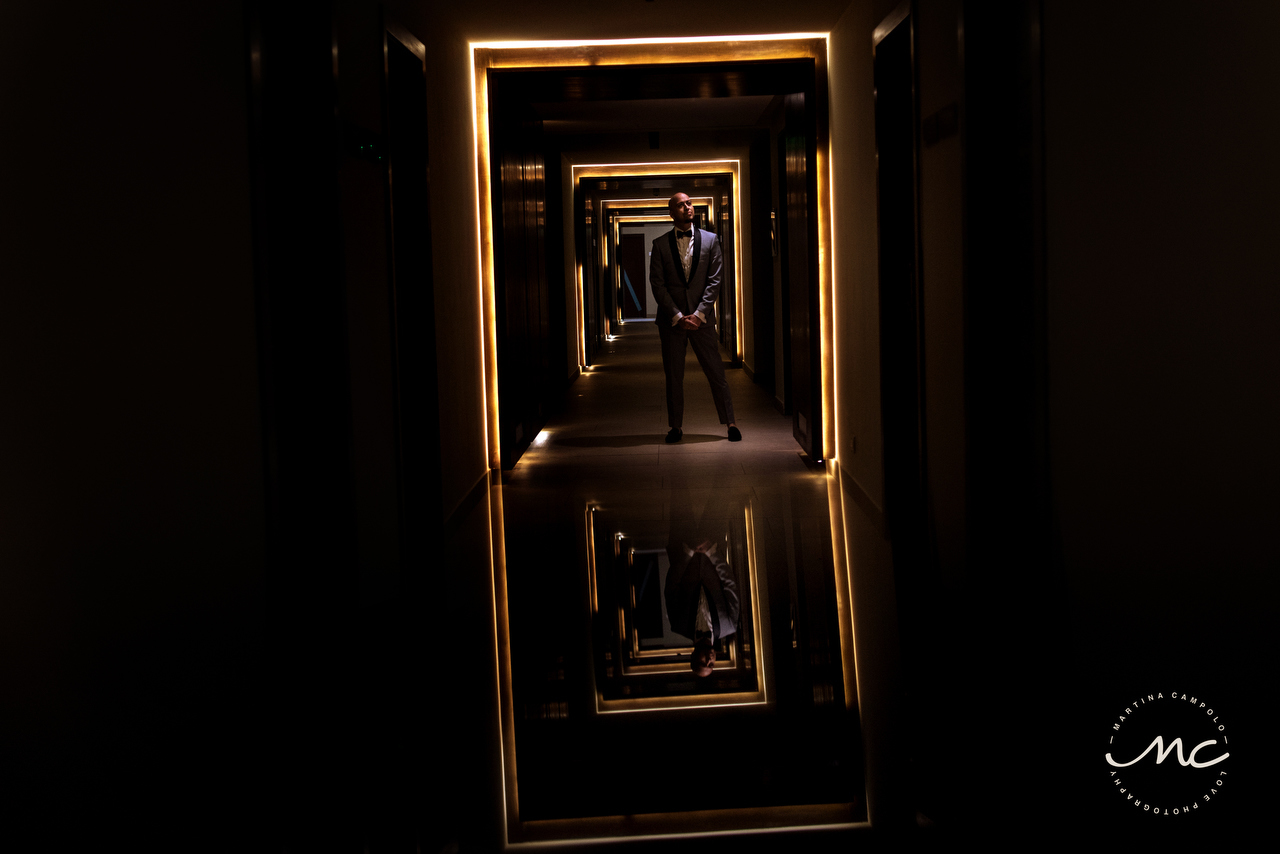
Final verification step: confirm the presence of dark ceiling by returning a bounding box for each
[489,59,816,135]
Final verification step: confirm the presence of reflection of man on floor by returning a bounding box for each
[665,540,740,677]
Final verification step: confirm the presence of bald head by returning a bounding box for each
[668,193,694,227]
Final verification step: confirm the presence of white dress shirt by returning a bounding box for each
[676,228,694,278]
[695,586,714,641]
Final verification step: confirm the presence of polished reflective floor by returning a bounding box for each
[495,324,864,840]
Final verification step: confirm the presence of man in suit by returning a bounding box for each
[664,538,740,677]
[649,192,741,444]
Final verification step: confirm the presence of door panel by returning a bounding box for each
[783,93,821,459]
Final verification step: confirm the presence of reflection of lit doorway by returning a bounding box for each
[584,501,769,713]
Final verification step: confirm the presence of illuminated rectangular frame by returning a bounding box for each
[591,195,716,338]
[472,33,848,845]
[607,201,715,327]
[471,34,836,470]
[583,165,737,346]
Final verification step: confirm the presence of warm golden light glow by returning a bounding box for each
[514,807,864,845]
[485,479,516,841]
[826,464,859,712]
[474,34,832,468]
[816,147,834,460]
[473,34,827,82]
[471,33,828,50]
[573,159,737,177]
[586,507,598,613]
[608,208,705,327]
[613,215,676,224]
[605,198,714,320]
[575,263,586,369]
[471,49,501,469]
[599,197,698,208]
[577,162,743,360]
[473,33,846,844]
[745,500,770,702]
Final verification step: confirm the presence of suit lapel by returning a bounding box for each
[691,227,702,285]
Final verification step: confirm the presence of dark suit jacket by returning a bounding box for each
[649,226,724,325]
[665,548,740,643]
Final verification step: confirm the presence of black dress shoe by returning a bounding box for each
[728,426,742,442]
[666,428,683,443]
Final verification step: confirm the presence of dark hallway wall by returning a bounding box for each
[1046,0,1280,645]
[0,0,266,842]
[828,0,1279,839]
[1044,0,1280,815]
[3,0,447,845]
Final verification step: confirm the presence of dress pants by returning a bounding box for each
[658,308,735,429]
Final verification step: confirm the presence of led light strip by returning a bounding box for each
[472,34,833,465]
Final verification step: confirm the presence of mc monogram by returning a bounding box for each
[1105,736,1228,769]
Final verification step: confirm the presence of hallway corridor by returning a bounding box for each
[507,322,815,494]
[493,324,863,837]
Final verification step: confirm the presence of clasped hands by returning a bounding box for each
[678,313,703,331]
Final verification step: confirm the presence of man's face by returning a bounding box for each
[669,193,694,227]
[692,645,715,678]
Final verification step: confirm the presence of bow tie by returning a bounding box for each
[676,229,693,238]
